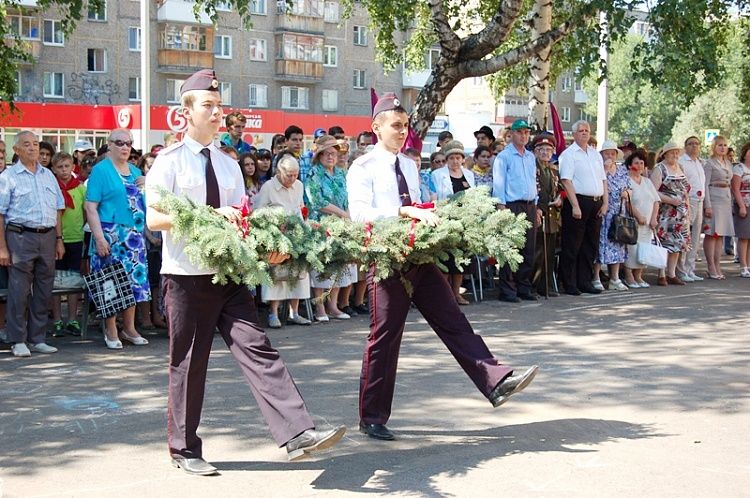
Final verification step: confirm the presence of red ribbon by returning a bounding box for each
[364,222,373,247]
[412,201,434,209]
[408,219,418,248]
[231,195,252,238]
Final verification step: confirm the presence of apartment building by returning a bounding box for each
[3,0,403,150]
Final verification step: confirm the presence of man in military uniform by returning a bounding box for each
[347,93,539,441]
[531,134,562,297]
[146,69,345,476]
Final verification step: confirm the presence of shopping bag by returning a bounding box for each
[83,261,136,318]
[636,231,668,269]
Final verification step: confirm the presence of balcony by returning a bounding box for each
[402,68,431,89]
[276,14,324,35]
[157,0,212,25]
[275,60,323,82]
[16,0,39,6]
[498,103,529,120]
[157,24,214,73]
[4,38,42,64]
[574,89,588,104]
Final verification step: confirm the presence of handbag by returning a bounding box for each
[636,230,668,269]
[83,260,136,318]
[608,193,638,245]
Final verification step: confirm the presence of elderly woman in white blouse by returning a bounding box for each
[254,152,311,328]
[431,140,476,303]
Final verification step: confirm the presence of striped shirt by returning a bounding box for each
[0,161,64,228]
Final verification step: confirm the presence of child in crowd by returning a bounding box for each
[50,152,86,336]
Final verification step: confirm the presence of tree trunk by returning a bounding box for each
[410,60,461,138]
[527,0,552,132]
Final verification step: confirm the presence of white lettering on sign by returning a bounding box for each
[167,106,188,133]
[246,115,263,129]
[117,108,131,128]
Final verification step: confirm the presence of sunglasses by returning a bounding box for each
[110,140,133,148]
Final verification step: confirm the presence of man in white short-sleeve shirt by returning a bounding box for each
[676,136,707,282]
[558,120,608,295]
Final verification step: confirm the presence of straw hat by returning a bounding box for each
[312,134,340,162]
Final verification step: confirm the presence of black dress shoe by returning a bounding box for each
[580,286,602,294]
[286,426,346,461]
[341,305,357,316]
[498,295,522,303]
[352,304,370,315]
[170,455,219,476]
[517,293,539,301]
[564,288,581,296]
[489,365,539,408]
[359,422,395,441]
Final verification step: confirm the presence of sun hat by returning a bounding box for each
[312,134,341,163]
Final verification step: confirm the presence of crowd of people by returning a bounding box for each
[1,111,749,357]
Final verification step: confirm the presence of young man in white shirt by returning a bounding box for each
[347,93,538,441]
[146,69,344,476]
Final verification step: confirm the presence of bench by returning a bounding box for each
[0,287,93,340]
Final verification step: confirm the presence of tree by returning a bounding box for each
[580,34,681,150]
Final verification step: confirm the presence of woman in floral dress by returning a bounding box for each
[85,128,150,349]
[594,142,629,291]
[650,142,691,286]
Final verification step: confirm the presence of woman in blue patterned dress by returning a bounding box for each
[85,128,150,349]
[593,141,630,291]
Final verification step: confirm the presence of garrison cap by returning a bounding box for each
[532,133,556,149]
[372,92,405,118]
[180,69,220,96]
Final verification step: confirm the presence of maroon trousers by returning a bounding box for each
[163,274,314,459]
[359,263,513,425]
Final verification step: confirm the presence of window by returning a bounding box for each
[249,38,267,61]
[425,48,440,70]
[128,77,140,101]
[322,89,338,111]
[43,72,64,98]
[14,71,22,97]
[323,45,337,67]
[281,86,309,110]
[472,77,483,86]
[250,0,267,14]
[43,19,64,46]
[288,0,324,17]
[353,69,366,89]
[216,1,232,10]
[560,107,571,122]
[277,33,323,62]
[324,1,339,22]
[248,84,268,107]
[353,25,367,46]
[87,48,106,72]
[579,109,592,122]
[219,82,232,105]
[128,27,141,51]
[88,0,107,21]
[166,78,185,103]
[561,75,572,92]
[9,15,40,39]
[160,24,209,52]
[215,35,232,58]
[574,79,583,92]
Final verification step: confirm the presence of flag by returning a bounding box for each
[369,88,378,146]
[550,103,567,156]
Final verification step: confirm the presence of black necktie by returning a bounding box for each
[200,148,220,208]
[394,157,412,206]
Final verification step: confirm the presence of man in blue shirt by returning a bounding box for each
[492,119,540,302]
[0,131,65,357]
[219,111,252,154]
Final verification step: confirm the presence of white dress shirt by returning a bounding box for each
[431,166,476,201]
[347,146,421,222]
[678,153,706,201]
[559,142,605,196]
[145,134,245,275]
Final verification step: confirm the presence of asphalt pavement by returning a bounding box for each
[1,259,748,497]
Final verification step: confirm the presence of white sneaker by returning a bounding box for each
[268,314,282,329]
[678,274,694,283]
[740,268,750,278]
[11,343,32,357]
[689,273,704,281]
[30,343,58,354]
[591,280,605,291]
[608,279,629,291]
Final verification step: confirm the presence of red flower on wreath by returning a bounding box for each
[301,206,309,220]
[231,195,253,238]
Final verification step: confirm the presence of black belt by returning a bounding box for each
[577,194,602,202]
[6,224,54,234]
